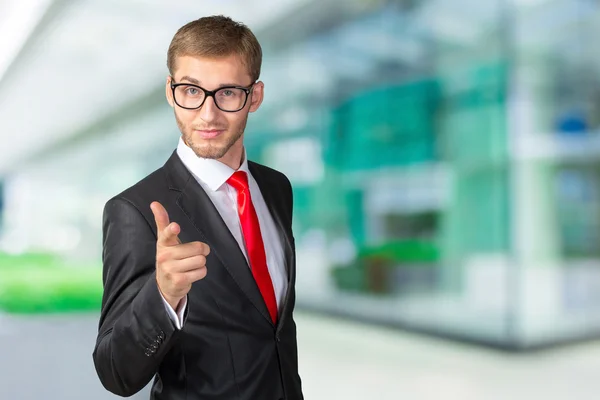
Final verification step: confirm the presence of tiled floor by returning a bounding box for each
[1,310,599,399]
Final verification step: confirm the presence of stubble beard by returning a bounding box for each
[176,112,248,160]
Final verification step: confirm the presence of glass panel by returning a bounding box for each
[512,0,600,344]
[244,0,512,344]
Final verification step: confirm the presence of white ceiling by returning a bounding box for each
[0,0,53,80]
[2,0,591,178]
[0,0,315,175]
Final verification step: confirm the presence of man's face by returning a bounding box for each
[166,54,263,161]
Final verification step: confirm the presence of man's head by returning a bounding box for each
[165,15,264,164]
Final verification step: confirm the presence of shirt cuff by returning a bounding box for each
[160,294,187,330]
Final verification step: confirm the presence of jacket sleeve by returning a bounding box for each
[92,196,184,397]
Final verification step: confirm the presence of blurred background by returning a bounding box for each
[1,0,600,398]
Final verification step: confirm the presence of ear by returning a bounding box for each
[248,81,264,113]
[165,76,175,108]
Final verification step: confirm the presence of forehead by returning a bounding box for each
[173,55,251,87]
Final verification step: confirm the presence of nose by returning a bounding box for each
[198,96,220,122]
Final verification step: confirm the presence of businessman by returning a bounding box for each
[92,15,303,400]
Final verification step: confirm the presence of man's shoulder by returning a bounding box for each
[248,160,291,186]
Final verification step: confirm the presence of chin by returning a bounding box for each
[191,143,228,160]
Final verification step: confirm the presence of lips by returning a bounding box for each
[195,129,224,139]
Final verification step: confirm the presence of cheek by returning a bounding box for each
[224,114,247,131]
[176,109,196,126]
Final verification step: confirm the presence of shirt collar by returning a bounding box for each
[176,137,250,192]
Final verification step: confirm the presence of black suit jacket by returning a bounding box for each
[92,151,304,400]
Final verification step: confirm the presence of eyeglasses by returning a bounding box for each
[170,79,255,112]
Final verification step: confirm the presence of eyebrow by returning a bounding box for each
[178,76,247,88]
[180,75,201,85]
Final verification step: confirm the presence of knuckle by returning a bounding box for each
[172,275,184,288]
[156,271,171,287]
[193,269,207,282]
[156,249,171,264]
[199,267,208,279]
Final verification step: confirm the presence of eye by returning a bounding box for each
[185,87,200,96]
[221,89,234,97]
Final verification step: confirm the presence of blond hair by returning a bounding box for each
[167,15,262,82]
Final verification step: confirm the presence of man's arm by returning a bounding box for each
[92,197,182,397]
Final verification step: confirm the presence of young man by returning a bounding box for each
[92,15,304,400]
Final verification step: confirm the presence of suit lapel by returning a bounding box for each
[165,152,274,327]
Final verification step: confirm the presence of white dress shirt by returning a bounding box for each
[160,137,289,329]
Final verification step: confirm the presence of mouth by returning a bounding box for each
[195,129,225,139]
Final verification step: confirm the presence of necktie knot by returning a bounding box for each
[227,170,249,192]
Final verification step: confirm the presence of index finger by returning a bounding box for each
[151,202,182,246]
[150,201,170,233]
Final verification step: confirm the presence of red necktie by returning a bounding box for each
[227,171,278,324]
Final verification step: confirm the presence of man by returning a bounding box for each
[92,15,304,400]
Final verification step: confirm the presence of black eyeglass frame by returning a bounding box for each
[169,79,255,112]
